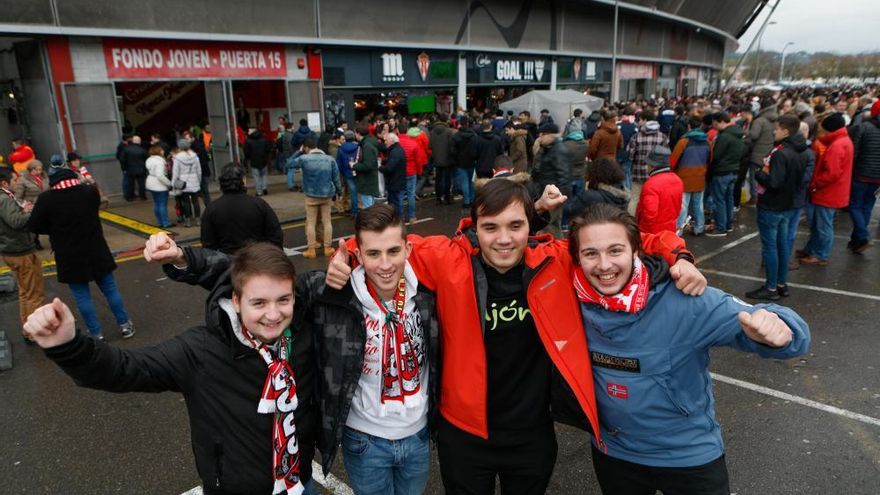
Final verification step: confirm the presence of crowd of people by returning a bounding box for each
[3,81,878,494]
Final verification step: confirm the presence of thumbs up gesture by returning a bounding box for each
[144,232,185,266]
[738,309,793,348]
[23,298,77,348]
[326,237,353,289]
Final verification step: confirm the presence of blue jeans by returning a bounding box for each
[758,209,795,289]
[301,479,317,495]
[68,272,129,336]
[677,190,705,234]
[710,174,737,232]
[251,167,268,194]
[786,207,802,256]
[150,190,170,227]
[435,167,453,200]
[346,177,359,215]
[388,190,405,217]
[620,159,633,191]
[849,179,879,244]
[455,167,475,205]
[359,193,375,209]
[804,205,836,260]
[405,175,417,219]
[342,426,430,495]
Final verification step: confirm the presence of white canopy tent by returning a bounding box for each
[499,90,604,128]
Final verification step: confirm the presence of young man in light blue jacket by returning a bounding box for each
[288,137,341,259]
[567,203,810,495]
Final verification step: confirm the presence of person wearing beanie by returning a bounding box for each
[796,113,854,266]
[636,146,683,234]
[26,166,135,340]
[845,100,880,253]
[0,166,44,343]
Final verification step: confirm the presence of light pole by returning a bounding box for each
[779,42,794,82]
[754,21,778,84]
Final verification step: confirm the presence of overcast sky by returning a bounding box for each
[738,0,880,54]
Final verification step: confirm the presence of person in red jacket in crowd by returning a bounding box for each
[636,146,684,234]
[798,113,853,266]
[9,137,35,174]
[397,122,427,223]
[326,179,707,495]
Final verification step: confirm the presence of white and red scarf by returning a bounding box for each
[365,276,423,409]
[51,177,81,190]
[242,326,303,495]
[573,256,650,314]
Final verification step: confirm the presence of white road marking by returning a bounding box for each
[711,372,880,428]
[283,218,435,256]
[702,269,880,301]
[310,460,355,495]
[698,232,760,263]
[180,461,354,495]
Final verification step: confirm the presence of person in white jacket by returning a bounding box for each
[172,139,202,227]
[145,145,172,228]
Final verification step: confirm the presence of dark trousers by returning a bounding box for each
[591,445,730,495]
[128,174,146,200]
[437,418,557,495]
[435,167,453,201]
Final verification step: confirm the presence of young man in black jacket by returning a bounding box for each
[746,114,808,301]
[151,204,441,495]
[24,243,319,495]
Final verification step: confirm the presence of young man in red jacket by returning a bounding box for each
[397,122,427,223]
[798,113,854,265]
[636,146,684,234]
[327,179,706,494]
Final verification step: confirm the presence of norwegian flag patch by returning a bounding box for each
[607,383,629,399]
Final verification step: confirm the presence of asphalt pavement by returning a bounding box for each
[1,194,879,494]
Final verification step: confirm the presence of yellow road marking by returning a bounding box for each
[99,210,170,236]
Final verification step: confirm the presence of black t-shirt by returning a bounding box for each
[482,261,553,435]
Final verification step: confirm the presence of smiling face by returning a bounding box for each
[476,201,529,274]
[232,274,294,343]
[355,225,411,301]
[576,222,637,295]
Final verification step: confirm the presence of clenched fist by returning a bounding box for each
[535,184,568,213]
[23,298,76,348]
[738,309,793,348]
[144,232,186,266]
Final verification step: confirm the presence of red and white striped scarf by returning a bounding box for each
[242,326,303,495]
[51,178,81,190]
[573,257,650,314]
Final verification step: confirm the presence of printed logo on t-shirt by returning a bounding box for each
[484,299,532,332]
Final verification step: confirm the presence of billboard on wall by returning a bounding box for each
[103,38,287,79]
[468,53,552,85]
[322,49,457,88]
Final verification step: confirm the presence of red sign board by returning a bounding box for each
[103,39,286,79]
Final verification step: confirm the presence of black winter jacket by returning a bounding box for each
[200,191,283,254]
[380,143,407,192]
[450,128,480,169]
[27,184,116,284]
[298,271,440,475]
[244,132,272,170]
[755,134,809,211]
[533,139,572,191]
[563,183,630,218]
[476,130,504,177]
[120,143,148,175]
[851,117,880,181]
[429,123,454,168]
[44,247,318,495]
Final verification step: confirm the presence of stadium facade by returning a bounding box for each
[0,0,764,193]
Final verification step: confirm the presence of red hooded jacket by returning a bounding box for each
[809,127,853,208]
[636,169,684,234]
[343,219,691,444]
[398,133,426,177]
